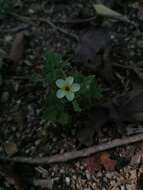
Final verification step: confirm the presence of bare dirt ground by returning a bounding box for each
[0,0,143,189]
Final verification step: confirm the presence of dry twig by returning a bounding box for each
[56,16,97,24]
[0,134,143,165]
[11,13,79,41]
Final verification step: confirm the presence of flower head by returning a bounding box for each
[56,76,80,101]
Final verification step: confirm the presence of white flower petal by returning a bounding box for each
[65,76,74,85]
[71,83,80,92]
[65,92,75,101]
[56,89,65,99]
[56,79,65,88]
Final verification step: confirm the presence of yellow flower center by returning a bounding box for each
[64,85,71,92]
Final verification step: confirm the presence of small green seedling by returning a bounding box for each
[32,51,102,126]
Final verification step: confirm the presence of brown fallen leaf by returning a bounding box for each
[9,30,29,64]
[4,143,18,156]
[76,27,113,80]
[100,152,117,171]
[85,152,117,172]
[84,154,102,173]
[76,27,111,64]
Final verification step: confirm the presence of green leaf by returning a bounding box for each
[43,51,65,83]
[44,105,69,125]
[43,89,69,125]
[73,72,102,99]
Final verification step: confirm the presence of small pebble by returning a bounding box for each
[105,172,114,178]
[35,140,41,146]
[85,171,91,180]
[60,169,65,174]
[103,177,108,183]
[120,185,125,190]
[28,8,35,14]
[110,180,116,186]
[96,171,102,177]
[4,35,12,43]
[65,177,70,186]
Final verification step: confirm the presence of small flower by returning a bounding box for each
[56,76,80,101]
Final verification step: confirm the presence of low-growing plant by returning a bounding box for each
[32,51,102,126]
